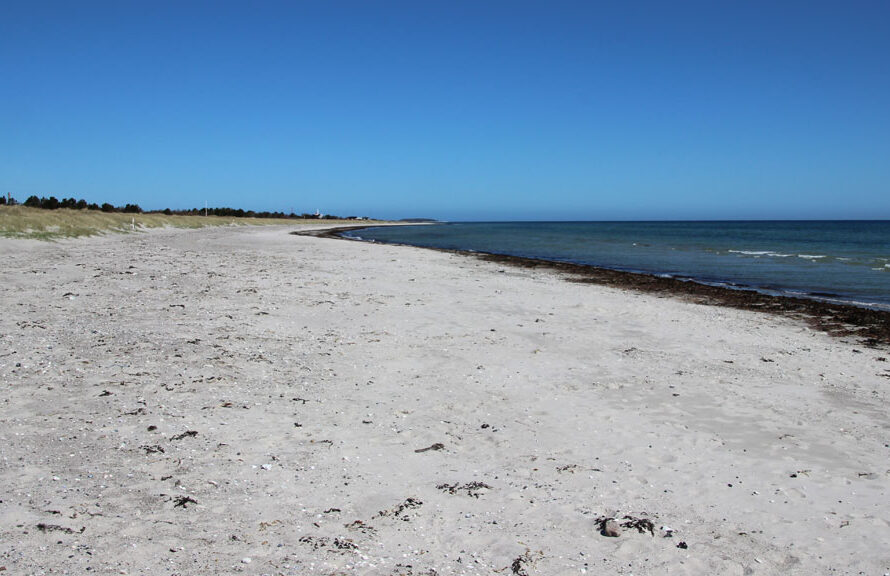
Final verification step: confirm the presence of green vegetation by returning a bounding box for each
[11,194,366,221]
[0,205,369,240]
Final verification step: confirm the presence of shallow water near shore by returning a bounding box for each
[344,221,890,310]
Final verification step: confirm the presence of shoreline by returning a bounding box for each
[310,226,890,347]
[2,225,889,574]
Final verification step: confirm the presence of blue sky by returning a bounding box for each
[2,1,889,220]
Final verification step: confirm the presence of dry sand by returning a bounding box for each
[1,225,888,575]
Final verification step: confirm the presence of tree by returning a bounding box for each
[76,199,88,210]
[100,203,115,212]
[122,204,142,213]
[0,196,5,205]
[24,195,41,208]
[42,196,60,210]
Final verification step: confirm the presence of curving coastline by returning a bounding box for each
[307,225,890,347]
[3,225,890,575]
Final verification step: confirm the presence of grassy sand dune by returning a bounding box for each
[0,205,372,240]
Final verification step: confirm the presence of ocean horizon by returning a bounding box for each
[344,220,890,311]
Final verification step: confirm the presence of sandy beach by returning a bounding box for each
[1,225,888,575]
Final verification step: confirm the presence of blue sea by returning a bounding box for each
[343,221,890,310]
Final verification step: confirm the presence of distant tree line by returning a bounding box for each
[170,206,358,220]
[14,195,144,213]
[1,194,368,220]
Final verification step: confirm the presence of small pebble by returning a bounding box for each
[241,557,251,564]
[602,519,621,537]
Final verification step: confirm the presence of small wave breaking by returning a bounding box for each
[727,250,793,258]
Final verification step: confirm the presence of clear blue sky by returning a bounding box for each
[2,1,889,220]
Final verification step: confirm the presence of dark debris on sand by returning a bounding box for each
[595,514,656,537]
[376,498,422,520]
[170,430,198,441]
[436,481,492,498]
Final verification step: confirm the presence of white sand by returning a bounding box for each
[1,225,888,575]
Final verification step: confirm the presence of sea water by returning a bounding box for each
[343,221,890,310]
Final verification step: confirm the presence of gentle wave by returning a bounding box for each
[727,250,875,263]
[728,249,794,258]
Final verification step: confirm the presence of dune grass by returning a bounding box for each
[0,205,369,240]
